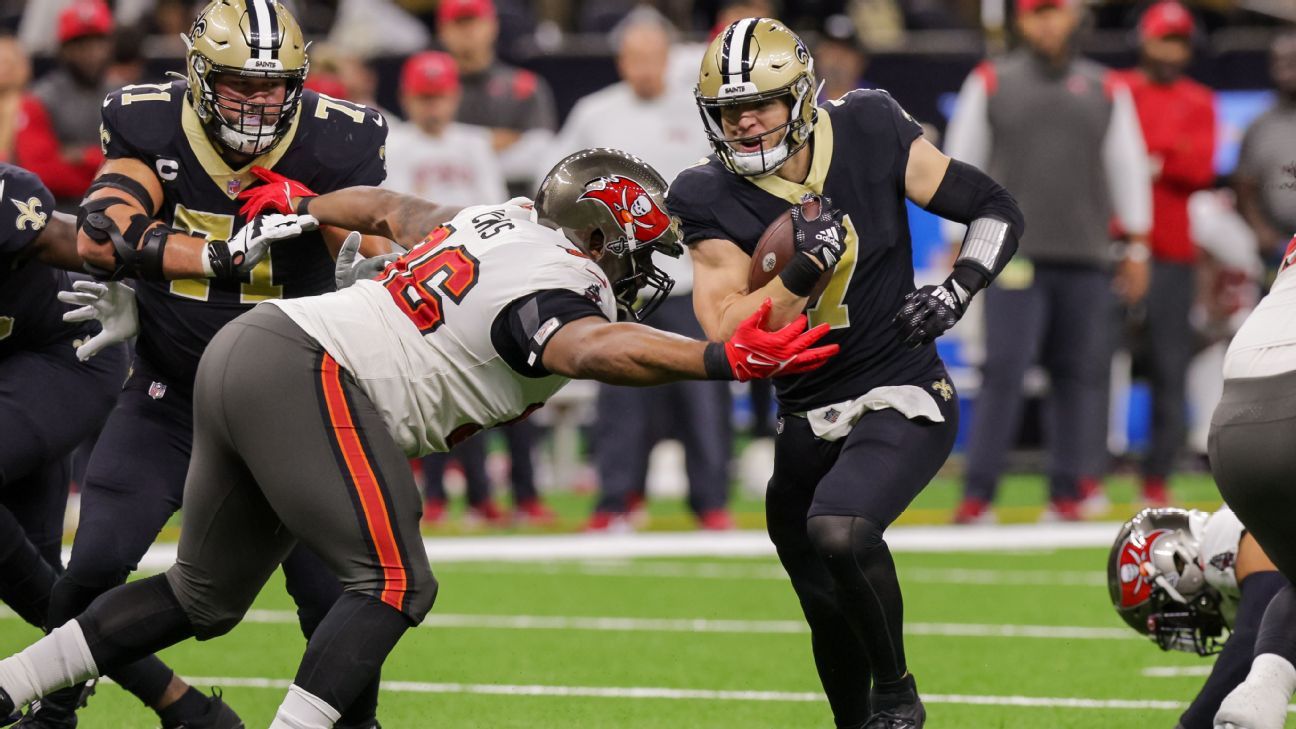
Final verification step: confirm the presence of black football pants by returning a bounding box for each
[766,381,958,727]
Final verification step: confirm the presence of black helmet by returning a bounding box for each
[535,148,683,321]
[1108,507,1224,656]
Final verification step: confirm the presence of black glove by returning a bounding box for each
[894,278,969,348]
[790,193,846,270]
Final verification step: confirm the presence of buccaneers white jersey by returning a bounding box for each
[1190,506,1245,623]
[1224,236,1296,379]
[269,202,616,455]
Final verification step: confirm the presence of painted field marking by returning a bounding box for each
[177,675,1192,711]
[434,560,1107,587]
[1142,666,1215,677]
[123,521,1129,570]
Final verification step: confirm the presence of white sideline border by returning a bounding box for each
[176,675,1199,712]
[120,522,1127,570]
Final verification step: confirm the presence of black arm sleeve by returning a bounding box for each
[1178,571,1289,729]
[491,289,609,378]
[924,159,1024,293]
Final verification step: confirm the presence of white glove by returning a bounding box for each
[57,280,138,362]
[208,213,319,277]
[334,231,401,290]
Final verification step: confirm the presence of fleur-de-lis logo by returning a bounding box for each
[931,378,953,402]
[13,196,47,231]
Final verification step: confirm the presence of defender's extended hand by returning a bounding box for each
[334,231,400,290]
[58,280,138,361]
[237,166,318,219]
[722,299,839,381]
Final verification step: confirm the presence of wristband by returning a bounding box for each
[778,253,823,297]
[703,342,733,380]
[295,197,313,217]
[204,240,238,279]
[1125,243,1151,264]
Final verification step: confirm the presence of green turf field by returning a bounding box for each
[3,539,1288,728]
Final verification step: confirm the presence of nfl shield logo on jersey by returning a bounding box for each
[148,381,167,400]
[227,179,241,195]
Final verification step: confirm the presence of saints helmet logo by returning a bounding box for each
[13,196,47,231]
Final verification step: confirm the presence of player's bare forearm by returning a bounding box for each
[690,238,805,340]
[542,317,711,385]
[31,212,87,272]
[76,179,211,280]
[302,187,458,249]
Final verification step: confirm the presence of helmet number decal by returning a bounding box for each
[120,82,173,106]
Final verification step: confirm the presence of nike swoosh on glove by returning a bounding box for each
[218,213,319,277]
[893,280,967,348]
[237,166,318,219]
[723,299,839,381]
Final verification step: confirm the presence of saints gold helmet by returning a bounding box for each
[183,0,309,156]
[695,18,817,177]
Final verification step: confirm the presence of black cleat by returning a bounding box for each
[15,681,94,729]
[335,722,381,729]
[0,688,16,727]
[861,699,925,729]
[169,691,244,729]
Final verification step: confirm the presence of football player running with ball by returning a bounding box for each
[0,148,836,729]
[667,18,1024,729]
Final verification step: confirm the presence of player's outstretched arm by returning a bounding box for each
[76,158,275,281]
[297,187,461,250]
[541,299,838,386]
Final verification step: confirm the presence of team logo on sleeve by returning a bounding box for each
[578,175,673,251]
[1116,529,1171,608]
[13,195,47,231]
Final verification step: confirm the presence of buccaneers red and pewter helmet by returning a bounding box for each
[1107,507,1225,655]
[535,148,683,321]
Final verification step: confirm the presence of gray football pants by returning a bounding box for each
[165,305,436,637]
[963,264,1113,503]
[1210,369,1296,583]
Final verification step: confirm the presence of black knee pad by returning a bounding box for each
[807,514,886,562]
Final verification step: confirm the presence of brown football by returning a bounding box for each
[747,207,832,303]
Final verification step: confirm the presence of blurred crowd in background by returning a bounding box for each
[3,0,1295,532]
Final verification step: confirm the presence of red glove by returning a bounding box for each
[718,299,839,382]
[237,165,317,219]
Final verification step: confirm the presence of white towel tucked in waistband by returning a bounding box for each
[804,385,945,442]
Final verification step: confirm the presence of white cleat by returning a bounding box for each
[1214,654,1296,729]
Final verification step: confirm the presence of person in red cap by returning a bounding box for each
[386,50,546,527]
[946,0,1153,524]
[1107,1,1216,509]
[436,0,556,195]
[16,0,114,208]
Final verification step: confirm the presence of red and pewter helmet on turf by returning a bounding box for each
[183,0,309,156]
[1108,507,1225,655]
[534,148,683,322]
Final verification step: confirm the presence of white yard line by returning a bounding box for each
[175,675,1191,711]
[1142,666,1215,677]
[122,522,1127,570]
[433,560,1107,587]
[228,609,1138,639]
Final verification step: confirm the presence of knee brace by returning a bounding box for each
[807,514,886,562]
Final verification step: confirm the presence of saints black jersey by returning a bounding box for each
[667,89,942,412]
[99,80,387,391]
[0,163,91,359]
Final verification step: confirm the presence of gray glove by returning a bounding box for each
[335,231,401,290]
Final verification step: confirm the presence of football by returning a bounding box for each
[747,206,833,302]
